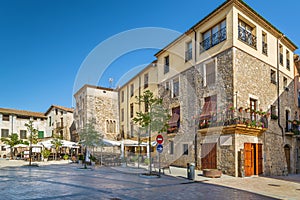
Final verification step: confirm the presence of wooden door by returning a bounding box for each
[244,143,253,176]
[284,145,291,173]
[257,144,263,175]
[201,143,217,169]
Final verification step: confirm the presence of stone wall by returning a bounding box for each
[87,94,119,140]
[159,48,234,168]
[235,48,297,176]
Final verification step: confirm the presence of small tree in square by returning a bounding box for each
[78,118,104,168]
[25,120,38,166]
[133,90,170,174]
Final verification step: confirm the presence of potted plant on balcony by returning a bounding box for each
[271,114,278,120]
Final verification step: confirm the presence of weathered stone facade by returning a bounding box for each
[159,49,234,169]
[157,47,300,177]
[74,85,119,143]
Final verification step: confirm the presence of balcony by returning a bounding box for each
[198,111,268,136]
[238,26,257,48]
[200,27,226,53]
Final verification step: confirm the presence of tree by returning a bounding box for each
[133,90,170,174]
[51,135,62,160]
[25,120,38,166]
[78,118,104,167]
[1,133,24,159]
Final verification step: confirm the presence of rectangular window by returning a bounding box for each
[1,129,9,137]
[130,124,134,138]
[200,20,226,53]
[250,98,257,121]
[130,84,134,97]
[164,56,169,74]
[185,41,192,61]
[130,103,134,118]
[20,130,27,139]
[1,146,6,151]
[144,73,149,89]
[279,44,283,65]
[38,131,44,139]
[2,114,9,121]
[183,144,188,155]
[121,91,124,103]
[205,60,216,86]
[286,110,291,132]
[169,141,174,155]
[271,105,276,117]
[262,32,268,55]
[286,50,290,70]
[49,116,52,127]
[121,108,124,122]
[165,81,170,91]
[238,20,256,48]
[173,78,179,97]
[121,125,124,139]
[283,76,288,88]
[270,69,276,84]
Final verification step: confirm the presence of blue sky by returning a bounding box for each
[0,0,299,112]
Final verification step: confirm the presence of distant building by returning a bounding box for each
[73,85,119,143]
[45,105,74,141]
[0,105,73,158]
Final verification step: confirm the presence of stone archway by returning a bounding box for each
[284,144,291,174]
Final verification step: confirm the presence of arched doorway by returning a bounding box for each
[284,144,291,174]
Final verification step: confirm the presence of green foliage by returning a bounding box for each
[89,155,96,162]
[25,120,38,144]
[1,133,23,158]
[51,136,63,160]
[63,154,69,160]
[78,154,84,160]
[78,118,104,148]
[133,90,170,133]
[41,149,51,158]
[144,158,150,165]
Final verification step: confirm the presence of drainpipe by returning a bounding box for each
[192,28,198,168]
[277,34,285,139]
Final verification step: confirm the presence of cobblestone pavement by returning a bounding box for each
[0,162,278,200]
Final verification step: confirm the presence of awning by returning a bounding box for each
[103,139,121,146]
[13,144,29,148]
[199,100,217,120]
[168,113,180,127]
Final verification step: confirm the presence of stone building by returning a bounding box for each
[74,0,299,177]
[153,0,299,177]
[44,105,74,141]
[73,85,119,143]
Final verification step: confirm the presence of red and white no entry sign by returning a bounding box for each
[156,134,164,144]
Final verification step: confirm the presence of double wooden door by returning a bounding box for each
[244,143,263,176]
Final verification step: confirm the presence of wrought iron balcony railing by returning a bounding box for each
[200,27,226,53]
[238,26,257,48]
